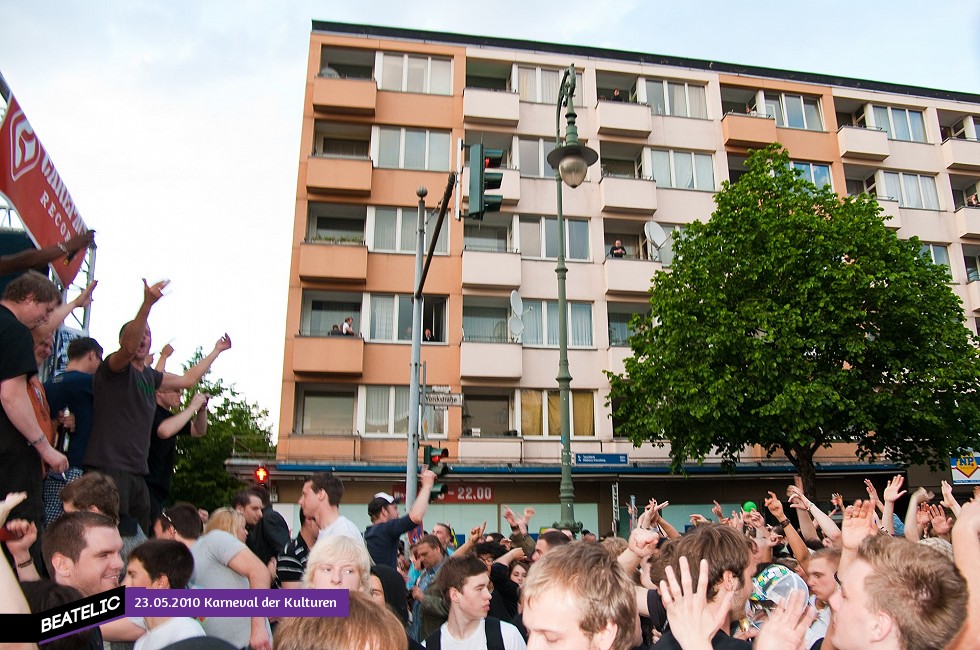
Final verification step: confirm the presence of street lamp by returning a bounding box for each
[546,65,597,534]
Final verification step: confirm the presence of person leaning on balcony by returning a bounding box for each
[609,240,627,258]
[342,316,356,336]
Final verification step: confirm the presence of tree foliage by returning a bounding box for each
[169,350,275,512]
[608,144,980,496]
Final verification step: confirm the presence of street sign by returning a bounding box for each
[575,453,629,465]
[423,393,463,407]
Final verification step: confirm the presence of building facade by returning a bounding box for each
[241,21,980,535]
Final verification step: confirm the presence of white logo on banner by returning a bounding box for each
[9,110,40,182]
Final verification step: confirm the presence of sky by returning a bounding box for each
[1,1,978,439]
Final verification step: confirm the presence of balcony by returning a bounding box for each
[876,197,902,231]
[292,335,364,374]
[306,156,373,195]
[956,206,980,238]
[596,101,653,137]
[942,138,980,172]
[722,112,777,147]
[298,242,367,282]
[463,88,520,126]
[607,345,632,376]
[599,175,657,214]
[967,281,980,313]
[604,258,661,294]
[460,341,522,378]
[838,126,889,160]
[462,166,520,205]
[312,77,377,115]
[462,250,521,288]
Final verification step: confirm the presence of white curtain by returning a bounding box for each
[518,67,535,101]
[374,208,397,251]
[688,85,707,119]
[371,295,394,340]
[569,303,593,347]
[463,307,506,342]
[523,300,543,345]
[365,387,389,433]
[393,387,410,433]
[540,69,560,105]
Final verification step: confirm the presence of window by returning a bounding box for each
[464,221,512,252]
[602,157,641,179]
[919,243,950,268]
[313,123,371,158]
[520,390,595,436]
[519,216,590,260]
[298,388,355,434]
[463,303,510,342]
[308,204,366,243]
[301,292,361,336]
[882,172,940,209]
[763,93,822,130]
[462,394,512,437]
[521,300,593,347]
[378,127,451,171]
[651,150,714,190]
[380,53,451,95]
[372,206,447,254]
[517,67,584,106]
[365,386,410,435]
[608,304,649,346]
[369,294,447,342]
[792,162,832,189]
[646,79,708,119]
[518,138,556,178]
[872,106,926,143]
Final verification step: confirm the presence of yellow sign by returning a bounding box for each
[951,451,980,484]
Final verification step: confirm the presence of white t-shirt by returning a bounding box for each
[424,619,527,650]
[317,515,366,545]
[134,617,205,650]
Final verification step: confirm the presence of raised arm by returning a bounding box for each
[159,334,231,390]
[407,470,437,524]
[0,493,34,616]
[108,279,168,372]
[0,230,94,275]
[33,280,96,341]
[838,499,878,574]
[949,500,980,648]
[903,487,933,543]
[795,491,842,547]
[881,475,906,535]
[941,480,962,519]
[765,491,810,572]
[156,393,209,440]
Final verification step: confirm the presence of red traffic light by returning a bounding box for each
[254,466,269,483]
[428,448,448,464]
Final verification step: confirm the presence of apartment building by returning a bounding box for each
[246,21,980,533]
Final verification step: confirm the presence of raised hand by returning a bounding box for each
[841,499,877,550]
[660,557,733,650]
[765,491,786,520]
[142,278,170,306]
[864,479,880,503]
[929,504,953,536]
[214,333,232,353]
[883,475,907,503]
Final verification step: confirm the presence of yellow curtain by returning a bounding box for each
[521,390,542,436]
[573,391,595,436]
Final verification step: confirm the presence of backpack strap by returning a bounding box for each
[424,627,442,650]
[485,616,504,650]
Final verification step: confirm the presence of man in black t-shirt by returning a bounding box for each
[0,272,67,572]
[147,387,209,524]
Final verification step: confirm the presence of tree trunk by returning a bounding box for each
[790,447,819,501]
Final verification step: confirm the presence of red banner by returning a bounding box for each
[0,94,87,286]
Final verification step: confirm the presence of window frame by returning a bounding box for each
[873,105,927,143]
[650,149,715,191]
[516,66,584,106]
[763,92,823,131]
[367,293,448,343]
[379,52,452,95]
[518,389,596,438]
[376,126,451,171]
[882,171,940,210]
[645,78,709,119]
[296,386,356,435]
[370,206,448,254]
[791,161,833,190]
[518,215,591,261]
[520,299,594,348]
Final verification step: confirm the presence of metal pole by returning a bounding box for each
[554,66,580,534]
[405,186,428,508]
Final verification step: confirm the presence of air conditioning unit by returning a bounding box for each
[464,428,481,437]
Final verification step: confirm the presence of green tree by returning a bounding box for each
[169,350,276,511]
[608,144,980,497]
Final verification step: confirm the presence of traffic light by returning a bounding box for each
[253,465,270,487]
[423,444,449,501]
[467,143,503,221]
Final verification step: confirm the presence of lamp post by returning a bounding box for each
[546,65,597,534]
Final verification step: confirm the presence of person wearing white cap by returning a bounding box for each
[365,469,437,568]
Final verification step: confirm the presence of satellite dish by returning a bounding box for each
[644,221,668,249]
[508,315,525,336]
[510,290,523,315]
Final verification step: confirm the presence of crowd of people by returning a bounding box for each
[1,250,979,650]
